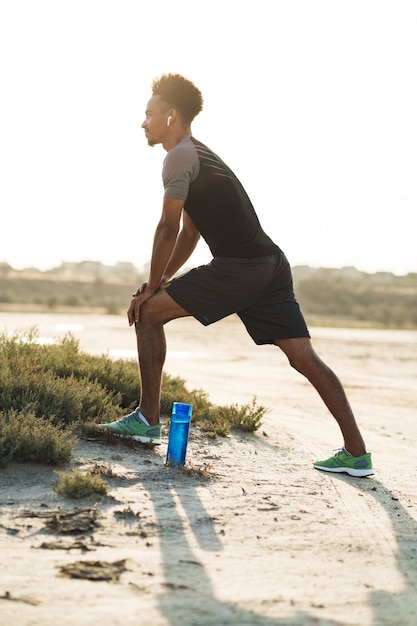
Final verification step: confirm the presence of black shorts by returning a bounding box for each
[165,252,310,345]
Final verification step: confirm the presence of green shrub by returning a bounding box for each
[189,398,267,437]
[225,397,268,432]
[160,379,267,437]
[39,335,139,410]
[0,409,75,467]
[54,470,108,498]
[0,330,268,467]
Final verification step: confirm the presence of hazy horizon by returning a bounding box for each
[2,257,415,278]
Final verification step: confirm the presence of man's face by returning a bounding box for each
[142,95,170,147]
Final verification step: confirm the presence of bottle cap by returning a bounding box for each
[172,402,193,417]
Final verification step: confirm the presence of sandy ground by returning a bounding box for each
[1,314,417,626]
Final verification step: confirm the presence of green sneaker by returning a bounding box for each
[314,448,373,477]
[99,408,161,444]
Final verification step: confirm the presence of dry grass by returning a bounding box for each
[53,470,109,499]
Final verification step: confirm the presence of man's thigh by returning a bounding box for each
[139,288,191,326]
[165,255,288,327]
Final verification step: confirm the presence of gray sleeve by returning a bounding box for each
[162,141,200,200]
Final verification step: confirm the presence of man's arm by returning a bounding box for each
[162,210,200,282]
[128,197,183,325]
[147,197,184,290]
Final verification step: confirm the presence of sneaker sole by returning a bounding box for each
[131,435,161,445]
[314,464,374,477]
[100,428,161,445]
[113,433,162,445]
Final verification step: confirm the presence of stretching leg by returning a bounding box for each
[275,337,367,456]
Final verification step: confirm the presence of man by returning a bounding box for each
[101,73,373,478]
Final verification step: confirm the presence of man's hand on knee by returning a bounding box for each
[127,285,156,326]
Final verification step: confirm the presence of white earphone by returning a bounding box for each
[167,115,172,126]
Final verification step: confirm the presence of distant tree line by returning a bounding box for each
[0,263,416,328]
[0,269,146,315]
[293,266,417,328]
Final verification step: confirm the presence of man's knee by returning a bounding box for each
[275,337,318,373]
[136,289,188,329]
[136,299,162,328]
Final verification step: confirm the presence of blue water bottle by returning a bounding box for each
[166,402,192,467]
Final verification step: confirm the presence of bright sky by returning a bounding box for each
[1,0,416,275]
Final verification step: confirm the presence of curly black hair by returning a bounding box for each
[151,73,203,124]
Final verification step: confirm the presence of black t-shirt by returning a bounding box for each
[163,136,280,259]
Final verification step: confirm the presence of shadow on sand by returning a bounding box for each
[138,463,345,626]
[330,473,417,626]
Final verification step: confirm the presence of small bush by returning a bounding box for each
[54,470,108,498]
[0,410,75,467]
[189,399,267,438]
[227,397,268,432]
